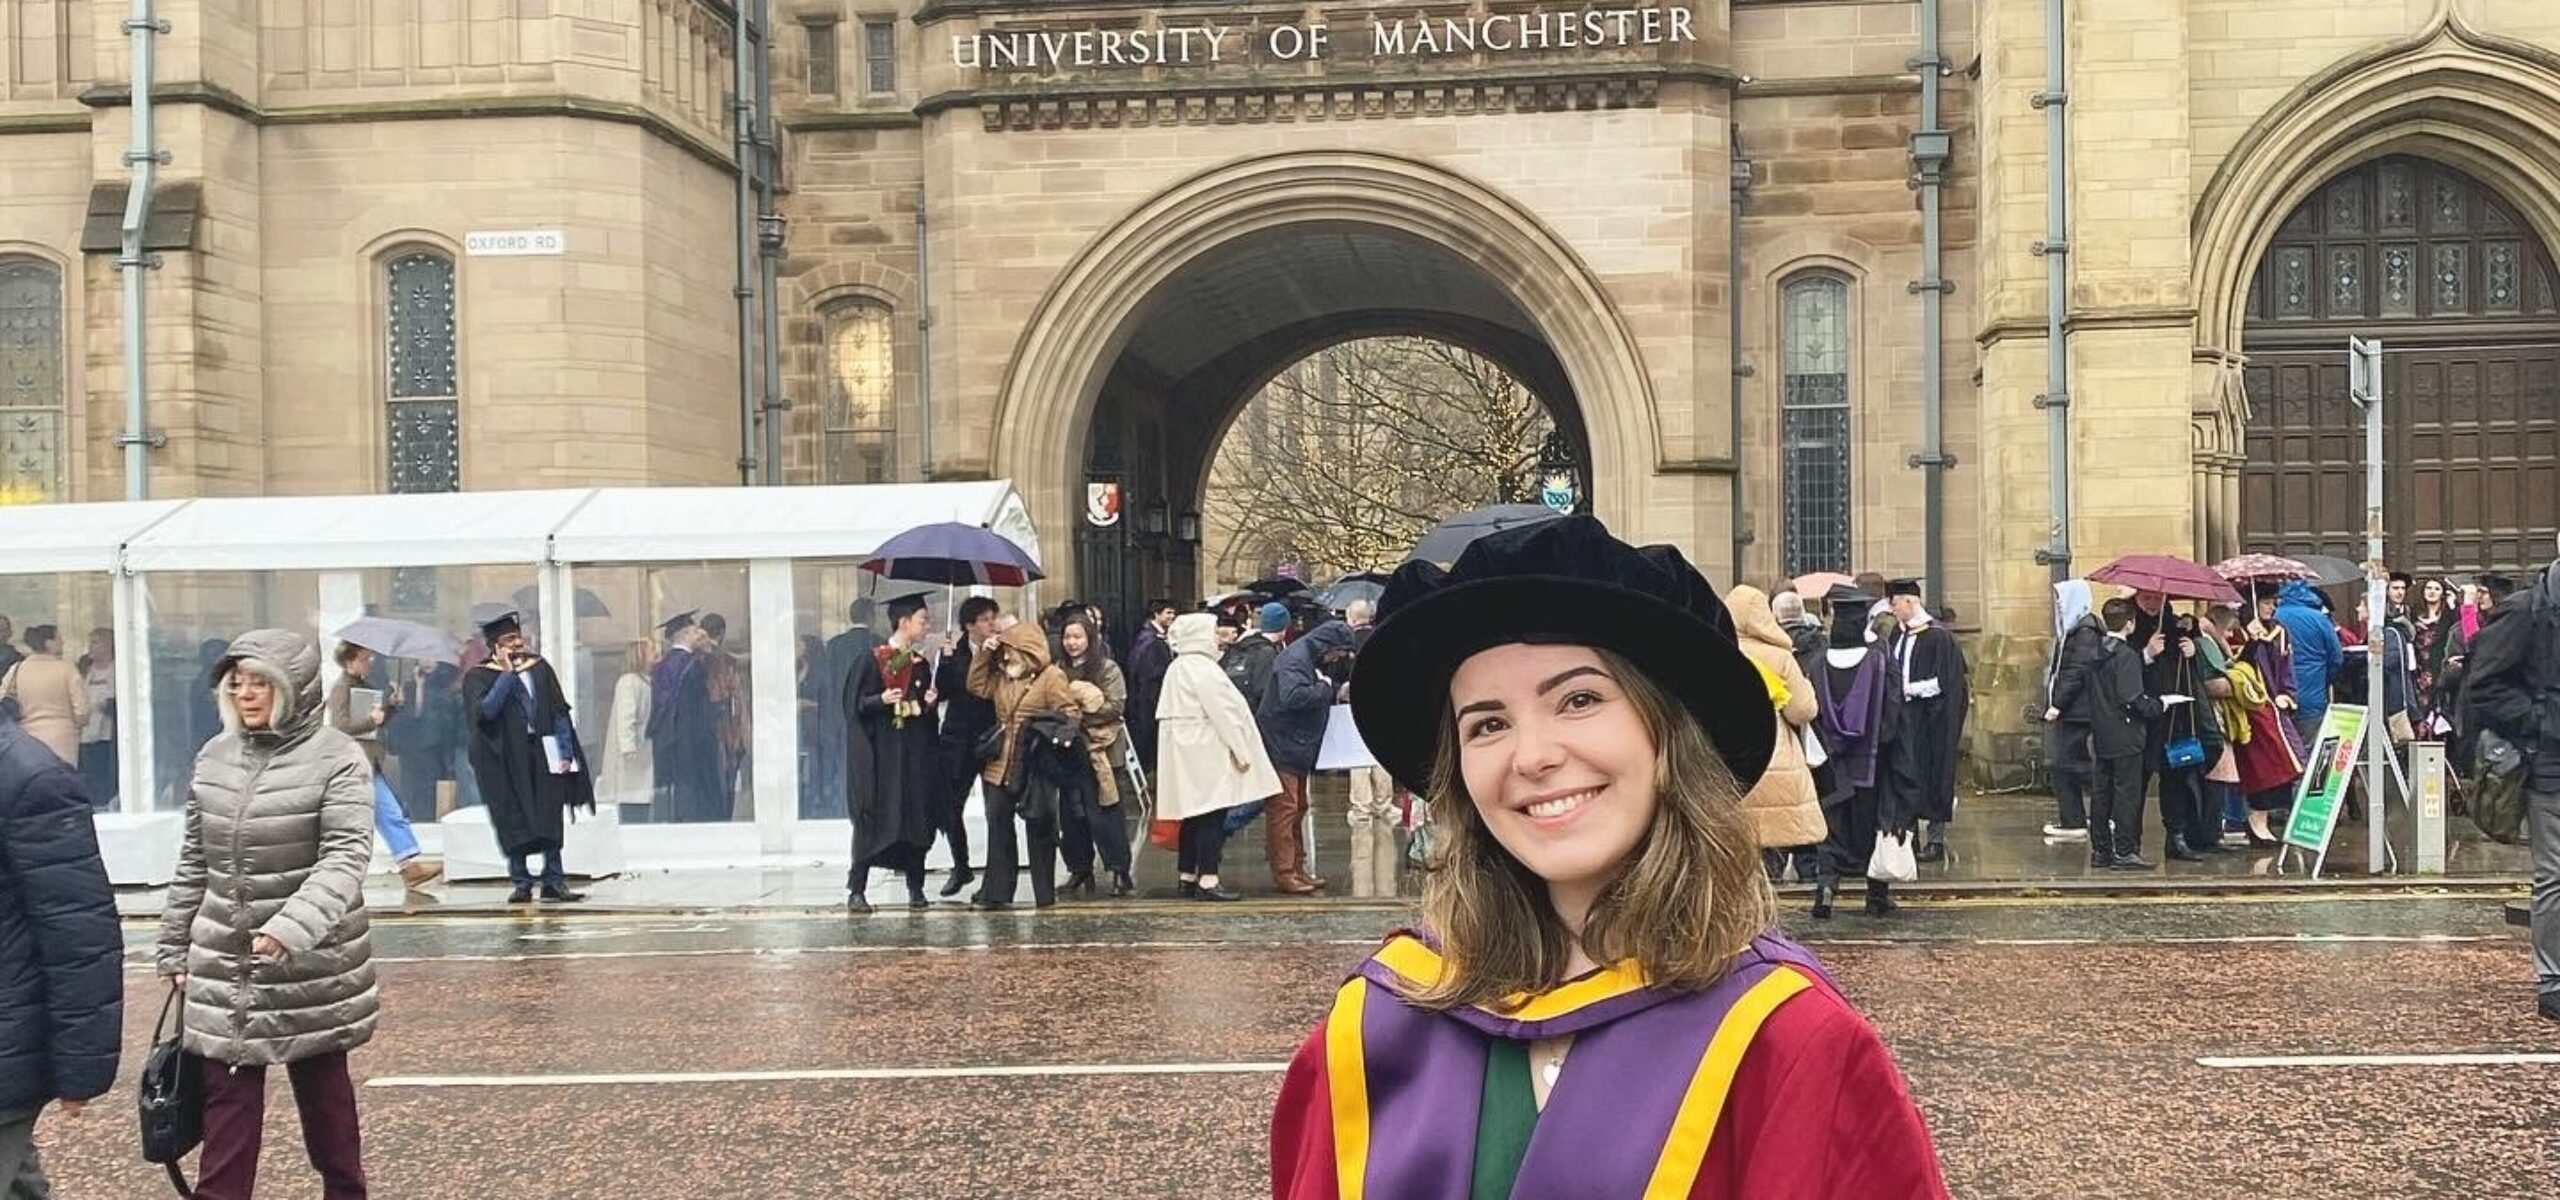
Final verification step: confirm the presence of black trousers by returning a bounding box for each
[938,764,975,872]
[2156,763,2213,849]
[1058,778,1132,877]
[1177,812,1229,878]
[978,783,1058,906]
[2090,752,2146,862]
[1817,789,1881,885]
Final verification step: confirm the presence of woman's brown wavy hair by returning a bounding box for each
[1404,647,1774,1011]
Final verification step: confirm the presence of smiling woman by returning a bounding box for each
[1271,517,1950,1199]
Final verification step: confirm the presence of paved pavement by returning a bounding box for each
[108,792,2536,918]
[34,891,2554,1198]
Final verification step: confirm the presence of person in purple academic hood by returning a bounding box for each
[1273,518,1947,1200]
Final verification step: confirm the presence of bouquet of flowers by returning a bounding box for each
[878,645,926,728]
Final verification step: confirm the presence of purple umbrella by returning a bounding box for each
[861,522,1045,587]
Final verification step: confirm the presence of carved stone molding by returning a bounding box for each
[970,75,1660,131]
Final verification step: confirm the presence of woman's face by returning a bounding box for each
[227,670,276,730]
[348,648,374,678]
[2256,596,2278,622]
[1062,623,1089,660]
[2423,579,2445,607]
[1448,644,1659,895]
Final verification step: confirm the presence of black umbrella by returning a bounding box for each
[2290,554,2367,587]
[1316,571,1392,613]
[1408,504,1564,564]
[1242,577,1311,597]
[860,522,1046,586]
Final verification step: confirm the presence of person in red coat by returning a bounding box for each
[1270,516,1949,1199]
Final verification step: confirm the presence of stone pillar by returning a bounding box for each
[2062,0,2195,563]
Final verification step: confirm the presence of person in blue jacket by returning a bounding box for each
[2272,579,2345,740]
[0,717,123,1193]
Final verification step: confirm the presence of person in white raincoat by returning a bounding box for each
[1153,612,1281,901]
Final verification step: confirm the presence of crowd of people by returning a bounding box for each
[2037,568,2528,872]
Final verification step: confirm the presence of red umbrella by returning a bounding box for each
[2088,554,2243,603]
[2211,553,2315,583]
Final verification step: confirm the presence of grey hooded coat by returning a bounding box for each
[155,629,379,1067]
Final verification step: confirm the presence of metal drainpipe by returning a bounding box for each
[118,0,168,501]
[1730,134,1753,581]
[2032,0,2074,582]
[731,4,758,485]
[1910,0,1954,612]
[753,0,784,483]
[915,192,933,478]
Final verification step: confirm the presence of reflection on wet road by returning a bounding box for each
[47,894,2550,1199]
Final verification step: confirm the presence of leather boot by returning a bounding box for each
[1913,821,1948,864]
[1864,879,1899,917]
[1811,876,1836,920]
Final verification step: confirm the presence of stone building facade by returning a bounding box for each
[4,0,2558,772]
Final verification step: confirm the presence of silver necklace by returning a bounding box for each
[1538,1040,1568,1089]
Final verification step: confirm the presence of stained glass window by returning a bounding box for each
[824,300,895,484]
[0,259,65,504]
[382,250,460,494]
[1780,274,1853,577]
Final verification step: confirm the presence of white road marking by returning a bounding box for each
[1974,934,2505,947]
[2198,1052,2560,1070]
[367,1062,1293,1089]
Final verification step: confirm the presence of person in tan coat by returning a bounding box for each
[967,621,1082,908]
[1724,587,1827,873]
[0,626,87,768]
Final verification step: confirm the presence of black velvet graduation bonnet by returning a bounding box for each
[1349,515,1776,796]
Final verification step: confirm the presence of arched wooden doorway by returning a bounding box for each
[2241,155,2560,574]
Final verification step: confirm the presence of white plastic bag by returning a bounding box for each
[1866,830,1917,883]
[1798,723,1829,769]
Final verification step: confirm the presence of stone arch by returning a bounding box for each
[2185,8,2560,555]
[790,260,916,311]
[990,150,1659,558]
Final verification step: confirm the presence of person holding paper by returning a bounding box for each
[462,611,595,904]
[325,642,442,888]
[1255,617,1358,895]
[2086,599,2167,871]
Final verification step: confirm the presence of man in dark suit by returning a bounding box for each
[930,597,1002,897]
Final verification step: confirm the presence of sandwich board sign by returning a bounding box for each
[2276,704,2370,879]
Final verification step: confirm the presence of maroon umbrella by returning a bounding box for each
[2088,554,2243,603]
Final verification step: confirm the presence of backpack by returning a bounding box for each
[2469,728,2528,844]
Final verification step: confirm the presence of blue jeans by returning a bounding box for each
[373,774,421,862]
[508,849,566,893]
[1223,799,1265,838]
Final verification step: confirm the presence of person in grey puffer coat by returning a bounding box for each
[157,629,376,1199]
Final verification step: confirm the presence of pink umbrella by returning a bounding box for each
[2212,553,2315,583]
[1791,571,1857,597]
[2088,554,2243,603]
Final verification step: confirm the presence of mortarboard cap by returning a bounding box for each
[2388,571,2413,585]
[1821,583,1873,606]
[659,609,699,637]
[1886,577,1925,599]
[479,610,523,641]
[886,593,930,622]
[2478,572,2518,597]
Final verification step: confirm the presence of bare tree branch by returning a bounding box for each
[1205,337,1560,583]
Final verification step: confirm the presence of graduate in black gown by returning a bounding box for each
[461,611,596,903]
[647,610,728,824]
[1808,587,1912,918]
[844,593,942,913]
[1884,578,1971,863]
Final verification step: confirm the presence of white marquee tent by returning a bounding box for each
[0,482,1043,880]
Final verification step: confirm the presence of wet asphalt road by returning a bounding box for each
[33,893,2555,1199]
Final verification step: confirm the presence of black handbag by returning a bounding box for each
[137,982,201,1196]
[971,722,1007,771]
